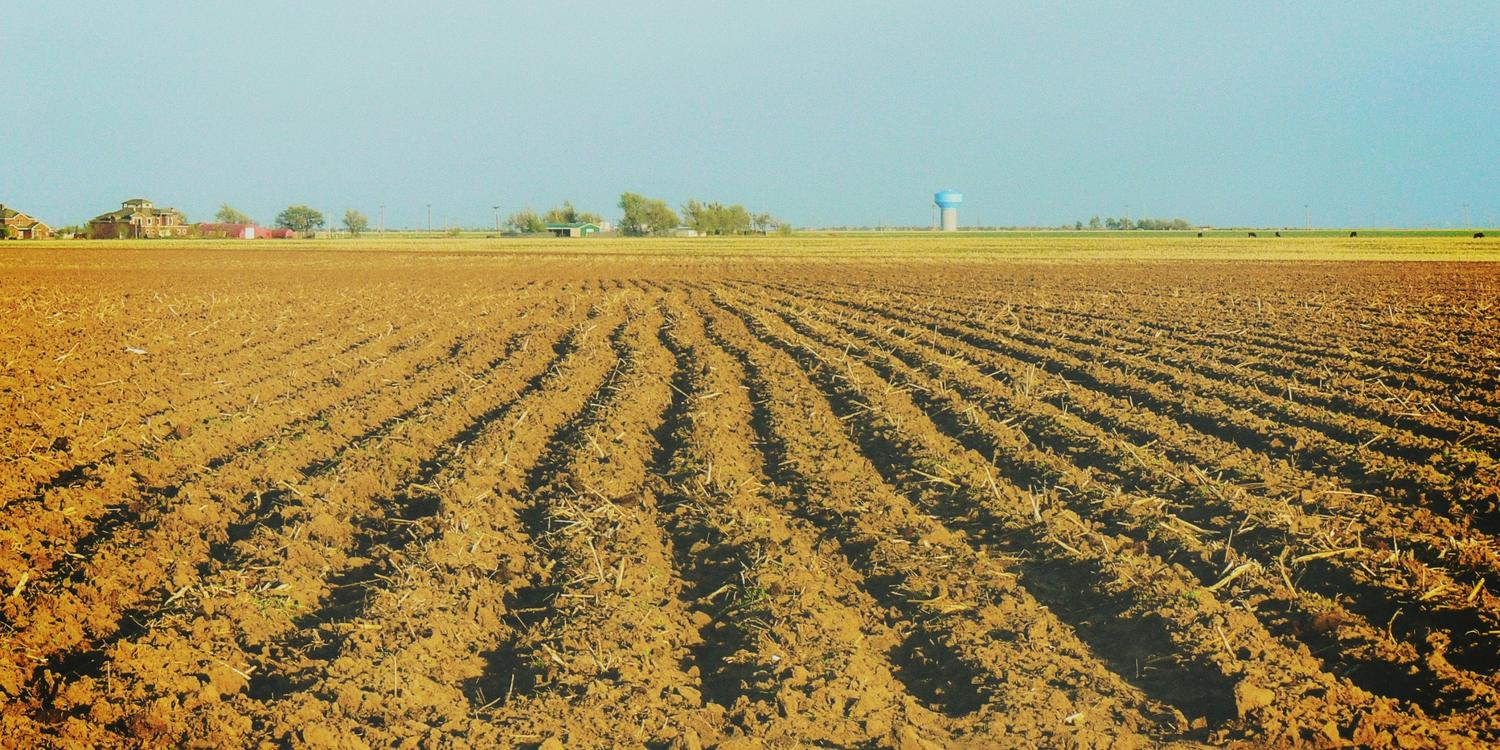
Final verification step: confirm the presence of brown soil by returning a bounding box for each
[1,247,1497,748]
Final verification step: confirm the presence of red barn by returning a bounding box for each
[197,223,297,239]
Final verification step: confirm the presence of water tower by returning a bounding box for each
[934,190,962,231]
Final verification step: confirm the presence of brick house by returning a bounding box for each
[89,198,190,239]
[0,204,53,239]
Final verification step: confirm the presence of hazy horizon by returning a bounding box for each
[4,1,1497,229]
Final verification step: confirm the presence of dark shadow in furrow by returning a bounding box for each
[1029,322,1471,472]
[829,274,1496,393]
[2,461,99,513]
[781,297,1500,674]
[28,324,568,714]
[797,307,1482,714]
[649,313,769,709]
[890,284,1496,403]
[1090,327,1500,453]
[43,327,538,593]
[3,325,400,513]
[772,279,1481,473]
[464,316,641,708]
[693,298,987,719]
[295,341,526,479]
[803,290,1500,537]
[249,321,597,702]
[714,294,1239,725]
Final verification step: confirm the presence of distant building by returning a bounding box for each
[89,198,190,239]
[546,221,600,238]
[0,204,52,239]
[196,223,297,239]
[673,227,700,237]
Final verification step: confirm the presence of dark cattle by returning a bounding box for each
[1476,232,1486,239]
[1197,232,1203,237]
[1248,232,1257,238]
[1275,231,1281,237]
[1350,231,1358,237]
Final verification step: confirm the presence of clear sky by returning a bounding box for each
[3,1,1497,229]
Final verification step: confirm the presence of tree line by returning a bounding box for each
[620,192,786,236]
[505,192,787,236]
[206,192,790,238]
[1075,216,1194,230]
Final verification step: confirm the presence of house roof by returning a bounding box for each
[546,222,600,229]
[0,205,40,223]
[92,200,181,222]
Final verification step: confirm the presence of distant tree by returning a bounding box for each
[1075,220,1084,231]
[543,201,580,225]
[777,222,794,235]
[752,212,779,233]
[578,211,604,225]
[682,200,752,235]
[1088,216,1101,229]
[342,209,369,237]
[275,205,325,235]
[618,192,679,235]
[506,208,546,233]
[1104,217,1119,230]
[215,203,252,225]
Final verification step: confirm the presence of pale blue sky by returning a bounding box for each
[3,1,1497,228]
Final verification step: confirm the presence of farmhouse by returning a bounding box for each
[546,221,600,238]
[89,198,190,239]
[0,204,52,239]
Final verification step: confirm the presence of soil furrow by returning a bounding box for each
[750,285,1500,736]
[695,289,1183,748]
[709,285,1475,748]
[0,297,575,716]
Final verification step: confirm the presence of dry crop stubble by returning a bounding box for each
[0,237,1497,748]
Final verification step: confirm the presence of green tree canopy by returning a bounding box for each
[215,203,252,225]
[542,201,579,225]
[681,200,752,235]
[275,205,325,234]
[618,192,679,236]
[342,209,369,237]
[540,201,605,227]
[506,208,546,233]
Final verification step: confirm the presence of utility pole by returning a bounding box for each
[426,204,432,233]
[379,205,385,234]
[1304,204,1310,230]
[493,205,501,234]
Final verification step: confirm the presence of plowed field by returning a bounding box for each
[2,240,1498,748]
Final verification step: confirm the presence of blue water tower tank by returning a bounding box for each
[934,190,963,209]
[934,190,962,231]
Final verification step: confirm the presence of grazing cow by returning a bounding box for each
[1349,231,1358,237]
[1197,232,1203,237]
[1248,232,1257,238]
[1475,232,1486,239]
[1275,231,1282,237]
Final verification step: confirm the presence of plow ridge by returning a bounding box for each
[2,257,1496,749]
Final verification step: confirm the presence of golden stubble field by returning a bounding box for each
[1,236,1498,749]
